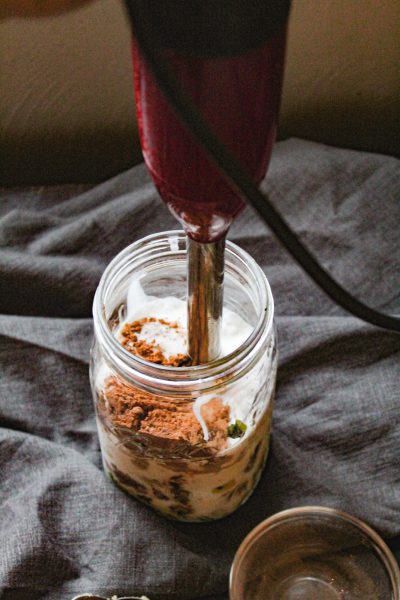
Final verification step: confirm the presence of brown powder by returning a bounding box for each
[120,317,191,367]
[101,376,229,453]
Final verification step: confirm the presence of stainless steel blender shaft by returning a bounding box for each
[187,237,225,364]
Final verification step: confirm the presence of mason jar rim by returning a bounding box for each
[93,230,274,393]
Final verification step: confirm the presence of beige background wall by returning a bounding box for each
[1,0,399,186]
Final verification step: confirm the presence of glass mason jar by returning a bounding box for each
[90,231,277,522]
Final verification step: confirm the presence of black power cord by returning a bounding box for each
[124,2,400,333]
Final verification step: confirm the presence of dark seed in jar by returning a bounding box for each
[135,493,153,506]
[234,481,248,496]
[151,487,169,501]
[169,504,193,517]
[132,457,149,470]
[212,479,236,494]
[111,464,148,494]
[169,475,190,504]
[244,442,261,473]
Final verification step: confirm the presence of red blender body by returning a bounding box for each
[132,28,287,243]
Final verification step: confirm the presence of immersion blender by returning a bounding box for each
[127,1,290,363]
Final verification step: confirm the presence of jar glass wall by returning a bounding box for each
[91,231,277,521]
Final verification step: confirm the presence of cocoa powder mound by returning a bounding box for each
[101,317,230,452]
[120,317,191,367]
[102,376,229,452]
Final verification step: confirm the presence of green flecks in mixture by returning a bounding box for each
[227,419,247,439]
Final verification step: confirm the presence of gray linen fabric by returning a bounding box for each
[0,139,399,600]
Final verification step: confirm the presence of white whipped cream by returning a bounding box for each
[120,279,253,360]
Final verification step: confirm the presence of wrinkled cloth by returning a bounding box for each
[0,139,399,600]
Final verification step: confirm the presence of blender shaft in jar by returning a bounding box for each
[187,237,225,365]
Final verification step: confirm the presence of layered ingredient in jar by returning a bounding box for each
[94,281,275,521]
